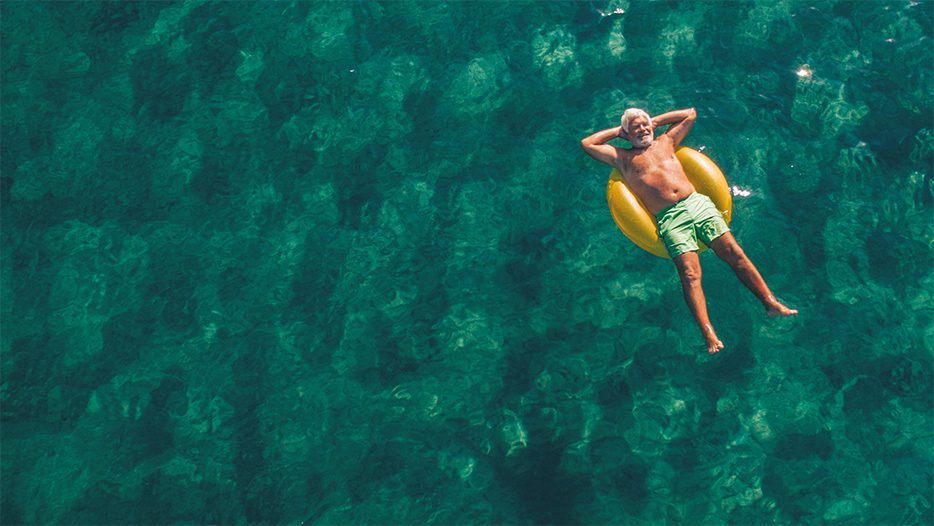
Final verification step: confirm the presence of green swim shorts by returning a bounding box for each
[655,192,730,259]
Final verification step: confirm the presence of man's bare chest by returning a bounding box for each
[621,151,681,181]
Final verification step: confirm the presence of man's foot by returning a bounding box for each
[699,323,724,354]
[705,334,725,355]
[766,302,798,317]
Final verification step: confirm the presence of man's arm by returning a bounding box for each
[580,126,624,167]
[653,108,696,148]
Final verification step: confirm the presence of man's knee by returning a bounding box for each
[680,268,702,288]
[721,244,746,262]
[712,235,745,262]
[675,256,702,284]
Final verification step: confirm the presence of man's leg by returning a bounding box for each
[709,233,797,317]
[673,251,724,354]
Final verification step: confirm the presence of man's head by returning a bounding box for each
[621,108,653,148]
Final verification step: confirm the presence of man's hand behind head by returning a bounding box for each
[617,125,630,141]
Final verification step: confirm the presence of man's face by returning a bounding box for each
[627,115,654,147]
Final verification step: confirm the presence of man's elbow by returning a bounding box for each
[687,108,697,120]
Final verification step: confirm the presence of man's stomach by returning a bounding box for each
[630,181,697,215]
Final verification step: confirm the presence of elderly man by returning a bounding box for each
[581,108,797,354]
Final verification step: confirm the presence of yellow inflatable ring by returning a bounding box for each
[607,147,732,259]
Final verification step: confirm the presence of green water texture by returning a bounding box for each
[1,1,932,524]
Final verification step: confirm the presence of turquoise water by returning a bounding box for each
[1,1,932,524]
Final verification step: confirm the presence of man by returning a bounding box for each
[581,108,797,354]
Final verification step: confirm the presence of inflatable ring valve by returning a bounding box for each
[606,147,732,259]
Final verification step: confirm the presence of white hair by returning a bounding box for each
[620,108,651,131]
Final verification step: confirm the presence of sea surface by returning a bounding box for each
[1,1,932,524]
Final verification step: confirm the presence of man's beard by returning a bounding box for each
[631,132,654,148]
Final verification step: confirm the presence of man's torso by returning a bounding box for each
[616,135,696,215]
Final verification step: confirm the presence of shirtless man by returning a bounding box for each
[581,108,797,354]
